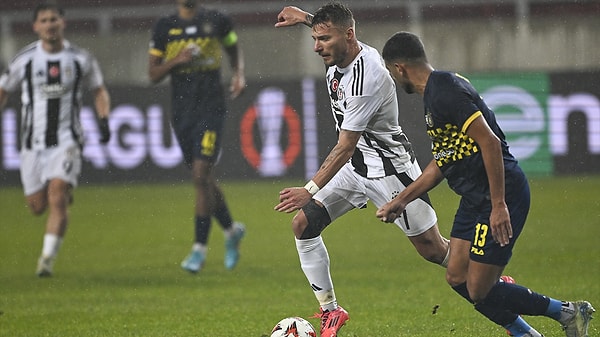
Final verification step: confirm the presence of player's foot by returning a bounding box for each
[500,275,516,336]
[562,300,595,337]
[224,222,245,270]
[36,255,54,277]
[181,250,205,273]
[311,306,349,337]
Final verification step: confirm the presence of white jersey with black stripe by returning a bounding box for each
[0,40,104,151]
[325,42,414,178]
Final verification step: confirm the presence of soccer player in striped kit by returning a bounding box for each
[0,3,111,277]
[275,4,450,336]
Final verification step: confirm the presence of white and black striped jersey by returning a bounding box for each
[0,40,104,151]
[325,42,414,178]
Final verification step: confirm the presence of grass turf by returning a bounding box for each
[0,176,599,336]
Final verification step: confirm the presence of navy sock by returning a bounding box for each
[213,205,233,230]
[482,281,551,316]
[194,216,211,244]
[453,282,518,326]
[451,282,473,303]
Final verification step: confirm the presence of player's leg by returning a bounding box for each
[294,167,360,336]
[35,145,81,277]
[210,179,245,270]
[366,168,450,266]
[180,158,213,273]
[294,202,350,337]
[405,223,449,266]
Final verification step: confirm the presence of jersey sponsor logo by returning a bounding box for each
[433,148,455,161]
[185,25,197,35]
[168,28,183,35]
[41,83,67,98]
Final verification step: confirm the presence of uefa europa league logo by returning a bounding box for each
[256,88,286,176]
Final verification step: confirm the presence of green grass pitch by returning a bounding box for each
[1,176,599,336]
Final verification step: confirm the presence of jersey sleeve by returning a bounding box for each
[85,55,105,90]
[341,95,383,132]
[149,18,168,58]
[215,11,237,47]
[433,74,482,132]
[0,56,26,93]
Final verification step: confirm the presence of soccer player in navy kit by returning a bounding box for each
[378,31,594,337]
[275,4,450,337]
[148,0,245,273]
[0,3,111,277]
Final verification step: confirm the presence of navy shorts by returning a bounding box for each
[450,172,530,266]
[170,76,227,167]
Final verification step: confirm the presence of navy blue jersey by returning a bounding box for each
[149,8,234,76]
[149,8,238,166]
[423,71,521,208]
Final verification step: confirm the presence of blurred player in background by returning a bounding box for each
[274,4,450,337]
[0,2,111,277]
[378,31,595,337]
[148,0,246,273]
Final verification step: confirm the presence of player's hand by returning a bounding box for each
[376,199,406,223]
[274,187,312,213]
[275,6,310,28]
[230,72,246,99]
[489,204,512,247]
[98,117,110,144]
[173,45,196,65]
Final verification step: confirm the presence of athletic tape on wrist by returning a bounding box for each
[304,180,320,195]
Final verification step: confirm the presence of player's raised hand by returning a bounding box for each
[275,6,311,28]
[274,187,312,213]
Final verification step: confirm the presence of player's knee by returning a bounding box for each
[296,200,331,239]
[445,269,464,288]
[28,200,47,215]
[411,235,447,264]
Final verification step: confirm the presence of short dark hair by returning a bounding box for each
[312,2,354,29]
[382,31,428,64]
[33,2,65,22]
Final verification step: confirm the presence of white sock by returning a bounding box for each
[296,236,337,308]
[42,233,62,258]
[192,243,208,254]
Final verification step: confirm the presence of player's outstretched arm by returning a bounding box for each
[377,159,444,223]
[275,6,314,28]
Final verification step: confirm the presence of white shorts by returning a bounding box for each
[20,144,82,196]
[314,161,437,237]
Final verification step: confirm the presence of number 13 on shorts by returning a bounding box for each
[471,223,488,256]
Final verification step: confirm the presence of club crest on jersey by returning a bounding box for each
[49,65,60,78]
[425,110,434,127]
[330,79,345,101]
[202,22,214,35]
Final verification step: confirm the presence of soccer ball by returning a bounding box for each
[270,317,317,337]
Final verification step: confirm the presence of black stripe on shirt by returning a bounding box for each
[45,61,60,147]
[24,60,34,150]
[352,57,364,96]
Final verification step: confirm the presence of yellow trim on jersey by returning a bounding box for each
[462,111,483,134]
[149,48,164,58]
[222,31,238,47]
